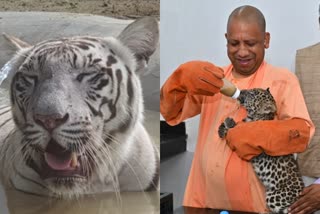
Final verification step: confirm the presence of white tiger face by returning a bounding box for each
[5,17,159,197]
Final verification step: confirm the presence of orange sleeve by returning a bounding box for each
[226,118,310,160]
[160,78,203,126]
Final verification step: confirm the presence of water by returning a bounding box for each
[0,60,12,86]
[1,187,159,214]
[0,89,9,106]
[0,59,12,106]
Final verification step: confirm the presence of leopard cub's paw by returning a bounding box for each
[224,117,236,129]
[218,123,227,138]
[218,117,236,138]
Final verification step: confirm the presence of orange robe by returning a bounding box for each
[160,61,314,213]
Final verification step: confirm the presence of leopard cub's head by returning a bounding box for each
[237,88,277,121]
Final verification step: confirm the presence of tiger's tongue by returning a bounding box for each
[44,152,72,170]
[45,139,76,170]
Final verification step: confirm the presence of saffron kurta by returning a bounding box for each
[160,61,314,213]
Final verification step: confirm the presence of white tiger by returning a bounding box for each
[0,17,159,198]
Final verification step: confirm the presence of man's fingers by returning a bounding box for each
[290,184,320,214]
[292,202,317,214]
[198,77,223,89]
[296,206,315,214]
[289,198,310,214]
[197,77,222,94]
[203,65,225,79]
[300,185,313,195]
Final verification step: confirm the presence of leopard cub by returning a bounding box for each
[218,88,304,214]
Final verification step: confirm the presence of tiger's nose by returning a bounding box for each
[34,113,69,132]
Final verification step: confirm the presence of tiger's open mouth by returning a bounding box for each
[38,139,92,182]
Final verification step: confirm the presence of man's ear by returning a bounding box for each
[264,32,270,49]
[3,33,32,51]
[225,33,229,47]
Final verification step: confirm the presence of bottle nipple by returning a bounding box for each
[220,78,240,99]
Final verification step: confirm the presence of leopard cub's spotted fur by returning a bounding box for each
[218,88,304,214]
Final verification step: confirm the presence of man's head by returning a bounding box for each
[318,3,320,26]
[225,5,270,77]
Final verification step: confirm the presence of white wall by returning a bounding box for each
[160,0,320,151]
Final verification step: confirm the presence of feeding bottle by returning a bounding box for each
[220,78,240,99]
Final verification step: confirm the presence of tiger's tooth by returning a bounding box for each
[71,152,78,168]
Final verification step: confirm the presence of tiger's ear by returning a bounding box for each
[1,34,32,88]
[3,33,32,51]
[117,17,159,73]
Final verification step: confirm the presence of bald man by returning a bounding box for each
[160,5,314,213]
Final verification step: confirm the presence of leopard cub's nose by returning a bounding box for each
[34,113,69,132]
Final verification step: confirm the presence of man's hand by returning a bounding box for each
[289,184,320,214]
[166,60,225,96]
[160,61,225,124]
